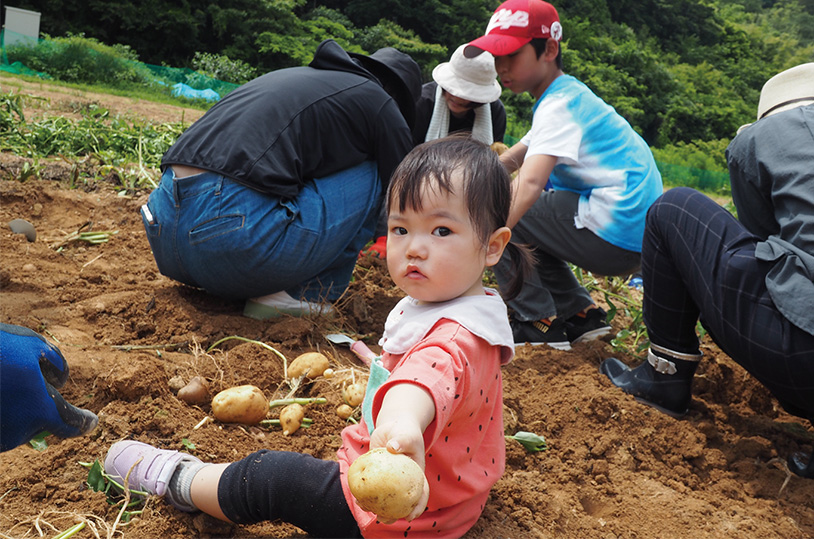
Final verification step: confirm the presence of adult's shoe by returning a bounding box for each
[243,291,335,319]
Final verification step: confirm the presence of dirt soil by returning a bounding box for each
[1,74,813,539]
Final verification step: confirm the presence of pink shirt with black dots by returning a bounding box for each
[337,319,506,538]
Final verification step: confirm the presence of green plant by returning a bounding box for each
[192,51,257,84]
[505,431,548,452]
[82,459,146,523]
[18,157,44,181]
[5,33,153,88]
[575,269,650,359]
[0,91,186,190]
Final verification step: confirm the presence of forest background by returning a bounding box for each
[2,0,814,177]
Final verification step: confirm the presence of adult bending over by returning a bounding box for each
[143,39,421,319]
[601,63,814,478]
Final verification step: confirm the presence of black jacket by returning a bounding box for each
[161,40,414,199]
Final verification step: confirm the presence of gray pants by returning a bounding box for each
[495,190,641,321]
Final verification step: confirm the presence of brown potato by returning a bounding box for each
[279,403,305,436]
[347,448,424,521]
[336,404,354,420]
[288,352,330,379]
[342,382,366,407]
[177,376,209,405]
[211,385,268,424]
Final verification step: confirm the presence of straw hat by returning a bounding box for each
[432,45,502,104]
[738,63,814,133]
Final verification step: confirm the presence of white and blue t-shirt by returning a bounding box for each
[520,74,663,252]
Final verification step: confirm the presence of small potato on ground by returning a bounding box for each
[177,376,209,405]
[288,352,330,379]
[279,403,305,436]
[336,404,354,420]
[348,448,424,521]
[211,385,268,424]
[342,382,366,407]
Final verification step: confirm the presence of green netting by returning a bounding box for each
[503,134,729,192]
[0,29,238,99]
[141,63,239,99]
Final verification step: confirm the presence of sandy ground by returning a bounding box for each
[1,73,812,539]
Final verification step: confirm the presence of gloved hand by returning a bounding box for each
[0,323,98,452]
[359,235,387,259]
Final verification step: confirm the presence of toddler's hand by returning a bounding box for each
[370,421,430,522]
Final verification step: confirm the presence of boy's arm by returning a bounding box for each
[507,153,558,228]
[499,141,528,174]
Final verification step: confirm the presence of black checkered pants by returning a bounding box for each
[641,187,814,419]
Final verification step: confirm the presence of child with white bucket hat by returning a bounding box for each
[412,44,507,146]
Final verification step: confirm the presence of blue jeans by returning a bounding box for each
[643,187,814,419]
[142,162,381,302]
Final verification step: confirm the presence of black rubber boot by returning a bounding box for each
[788,450,814,479]
[600,345,701,418]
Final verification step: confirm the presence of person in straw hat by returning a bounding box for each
[601,63,814,479]
[412,44,507,147]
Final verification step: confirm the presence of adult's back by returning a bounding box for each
[144,39,422,318]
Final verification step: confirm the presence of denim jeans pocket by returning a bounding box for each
[188,214,245,245]
[141,204,162,238]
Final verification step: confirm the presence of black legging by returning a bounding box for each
[218,449,363,538]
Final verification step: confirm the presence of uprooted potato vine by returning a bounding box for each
[1,89,186,191]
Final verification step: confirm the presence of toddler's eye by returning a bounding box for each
[392,226,407,236]
[433,227,451,237]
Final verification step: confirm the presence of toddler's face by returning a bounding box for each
[386,174,488,303]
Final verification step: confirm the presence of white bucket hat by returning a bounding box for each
[432,44,502,104]
[738,62,814,134]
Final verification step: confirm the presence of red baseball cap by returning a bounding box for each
[464,0,562,58]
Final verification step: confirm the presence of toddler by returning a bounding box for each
[103,135,532,538]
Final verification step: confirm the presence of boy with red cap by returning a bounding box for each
[466,0,664,350]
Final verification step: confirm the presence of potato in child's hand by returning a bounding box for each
[211,385,268,424]
[348,448,424,521]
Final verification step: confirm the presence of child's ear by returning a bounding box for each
[485,226,511,266]
[544,39,559,62]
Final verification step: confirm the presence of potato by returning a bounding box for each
[279,403,305,436]
[342,382,366,407]
[211,385,268,424]
[336,404,354,420]
[177,376,209,405]
[348,448,424,520]
[490,141,509,156]
[288,352,330,379]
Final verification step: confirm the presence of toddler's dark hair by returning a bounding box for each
[386,134,532,299]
